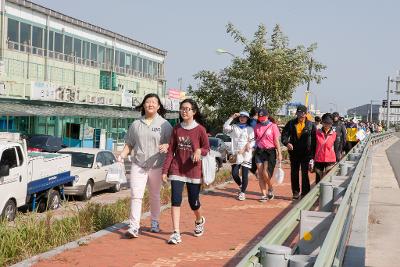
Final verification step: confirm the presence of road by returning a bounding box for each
[386,132,400,186]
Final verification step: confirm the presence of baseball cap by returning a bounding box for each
[322,113,333,124]
[296,105,307,113]
[258,108,269,117]
[239,111,250,118]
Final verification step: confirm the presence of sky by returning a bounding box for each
[33,0,400,115]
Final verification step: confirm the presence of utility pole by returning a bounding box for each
[370,100,373,123]
[386,76,391,130]
[305,58,313,109]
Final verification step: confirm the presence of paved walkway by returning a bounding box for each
[366,135,400,267]
[33,164,314,267]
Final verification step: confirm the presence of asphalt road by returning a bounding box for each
[386,132,400,187]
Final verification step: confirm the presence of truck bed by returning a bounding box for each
[27,152,74,194]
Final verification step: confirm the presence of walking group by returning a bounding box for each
[117,93,365,245]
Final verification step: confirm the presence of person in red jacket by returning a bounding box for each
[162,99,210,245]
[313,113,340,183]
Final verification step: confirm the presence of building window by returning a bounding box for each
[82,41,90,60]
[7,18,19,43]
[138,57,143,73]
[106,48,113,65]
[119,51,125,68]
[49,31,54,51]
[32,26,43,48]
[98,46,105,63]
[20,22,31,49]
[132,55,137,70]
[115,50,120,66]
[125,54,131,69]
[54,32,63,53]
[64,35,73,56]
[143,59,148,74]
[90,43,97,61]
[74,38,81,58]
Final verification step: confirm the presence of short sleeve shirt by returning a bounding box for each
[254,122,280,149]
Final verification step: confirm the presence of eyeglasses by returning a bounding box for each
[179,107,193,112]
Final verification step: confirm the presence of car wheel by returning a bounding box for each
[1,199,17,221]
[47,190,61,210]
[110,182,121,193]
[81,180,94,201]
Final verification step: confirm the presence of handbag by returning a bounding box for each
[202,152,217,185]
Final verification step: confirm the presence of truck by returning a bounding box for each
[0,132,75,221]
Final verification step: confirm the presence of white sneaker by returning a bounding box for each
[168,231,182,245]
[238,192,246,201]
[125,227,139,239]
[194,216,206,237]
[150,220,160,233]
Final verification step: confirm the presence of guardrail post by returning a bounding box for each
[319,182,334,211]
[339,163,349,176]
[259,245,292,267]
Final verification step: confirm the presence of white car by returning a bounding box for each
[59,148,122,201]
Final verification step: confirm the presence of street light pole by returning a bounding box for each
[386,76,391,130]
[370,100,373,123]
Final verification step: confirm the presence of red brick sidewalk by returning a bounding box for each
[35,164,314,267]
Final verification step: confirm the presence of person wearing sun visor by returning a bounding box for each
[253,109,282,202]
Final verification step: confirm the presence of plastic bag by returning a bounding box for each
[106,162,127,184]
[202,152,217,185]
[274,161,285,184]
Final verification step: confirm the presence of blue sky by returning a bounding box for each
[34,0,400,114]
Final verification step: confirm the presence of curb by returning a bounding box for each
[12,178,233,267]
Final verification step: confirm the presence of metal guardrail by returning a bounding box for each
[236,131,394,267]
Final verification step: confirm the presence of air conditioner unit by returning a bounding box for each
[90,96,96,103]
[63,90,70,102]
[85,95,91,103]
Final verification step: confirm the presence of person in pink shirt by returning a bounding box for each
[254,109,282,201]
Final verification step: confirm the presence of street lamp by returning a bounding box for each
[369,100,380,123]
[329,102,338,112]
[386,73,400,130]
[216,48,236,58]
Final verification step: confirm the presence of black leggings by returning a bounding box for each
[171,180,201,210]
[231,164,249,193]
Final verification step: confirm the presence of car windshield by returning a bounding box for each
[216,134,231,142]
[58,152,95,168]
[28,136,48,147]
[209,138,219,149]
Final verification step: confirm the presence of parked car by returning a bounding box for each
[215,133,232,153]
[27,135,66,153]
[59,148,122,201]
[209,137,229,171]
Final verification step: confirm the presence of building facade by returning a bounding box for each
[0,0,176,150]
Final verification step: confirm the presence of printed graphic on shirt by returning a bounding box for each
[152,127,161,133]
[178,136,193,151]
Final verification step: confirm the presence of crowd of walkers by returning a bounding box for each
[118,93,374,245]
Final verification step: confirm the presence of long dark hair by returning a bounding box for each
[179,98,205,126]
[138,93,166,117]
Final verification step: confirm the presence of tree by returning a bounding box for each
[190,23,326,131]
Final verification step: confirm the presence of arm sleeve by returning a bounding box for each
[341,125,347,148]
[161,121,173,144]
[310,124,317,159]
[223,118,234,134]
[162,127,177,175]
[124,123,136,148]
[281,121,291,146]
[199,127,210,156]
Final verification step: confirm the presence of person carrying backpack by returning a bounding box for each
[281,105,316,200]
[332,112,347,162]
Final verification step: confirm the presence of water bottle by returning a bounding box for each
[309,159,315,173]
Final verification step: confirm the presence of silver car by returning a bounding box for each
[59,148,122,201]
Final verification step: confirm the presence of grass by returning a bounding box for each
[0,169,231,266]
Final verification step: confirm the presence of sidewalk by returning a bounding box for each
[366,136,400,267]
[32,164,313,267]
